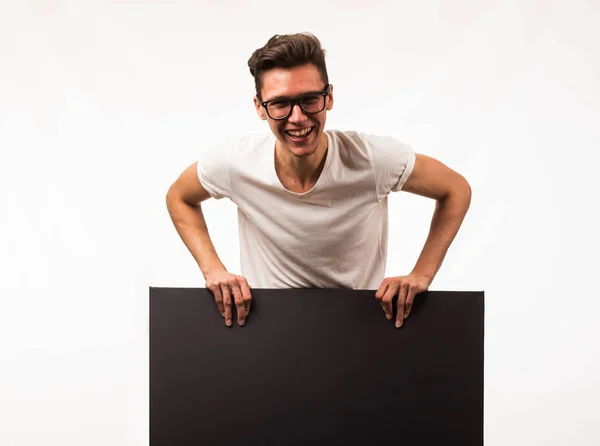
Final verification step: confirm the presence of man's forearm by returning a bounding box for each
[410,185,472,283]
[166,197,227,278]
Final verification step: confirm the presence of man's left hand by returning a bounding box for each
[375,274,431,328]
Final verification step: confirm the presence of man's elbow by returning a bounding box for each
[455,175,472,210]
[444,175,471,209]
[166,183,190,213]
[166,183,178,206]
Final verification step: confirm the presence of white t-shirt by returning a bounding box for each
[196,129,415,290]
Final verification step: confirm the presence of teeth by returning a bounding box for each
[288,127,312,137]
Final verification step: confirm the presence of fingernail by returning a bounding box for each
[386,314,392,320]
[226,319,232,326]
[239,320,245,326]
[395,321,401,328]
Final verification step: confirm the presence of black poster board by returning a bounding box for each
[150,287,484,446]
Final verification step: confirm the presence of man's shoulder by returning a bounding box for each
[327,128,364,142]
[328,129,394,148]
[327,129,369,152]
[329,129,411,156]
[329,129,396,158]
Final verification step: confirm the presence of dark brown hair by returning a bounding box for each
[247,33,329,100]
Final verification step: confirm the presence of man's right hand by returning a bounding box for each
[205,271,252,327]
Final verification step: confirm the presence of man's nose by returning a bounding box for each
[288,103,307,122]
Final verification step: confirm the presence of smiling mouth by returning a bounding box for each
[285,126,314,138]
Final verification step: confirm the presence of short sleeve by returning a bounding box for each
[196,137,234,200]
[366,134,416,200]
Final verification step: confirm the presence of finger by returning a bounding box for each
[396,285,408,328]
[404,286,417,319]
[375,281,388,301]
[210,285,225,317]
[381,285,396,320]
[230,280,246,326]
[221,284,233,327]
[239,279,252,315]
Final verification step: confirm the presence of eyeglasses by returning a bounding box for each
[260,85,330,120]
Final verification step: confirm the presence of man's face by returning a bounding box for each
[254,63,334,159]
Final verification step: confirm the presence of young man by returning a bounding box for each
[166,33,471,329]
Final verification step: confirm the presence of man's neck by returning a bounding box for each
[274,133,328,190]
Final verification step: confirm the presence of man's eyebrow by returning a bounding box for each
[264,94,289,102]
[264,90,323,102]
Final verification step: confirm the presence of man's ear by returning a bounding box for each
[253,96,267,121]
[326,84,334,111]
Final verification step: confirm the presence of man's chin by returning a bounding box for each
[294,148,319,158]
[284,141,319,158]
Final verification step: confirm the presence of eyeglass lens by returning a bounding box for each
[267,94,325,119]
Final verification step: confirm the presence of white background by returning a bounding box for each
[1,0,599,445]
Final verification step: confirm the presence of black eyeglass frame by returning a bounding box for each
[260,84,331,120]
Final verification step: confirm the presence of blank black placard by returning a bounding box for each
[150,287,484,446]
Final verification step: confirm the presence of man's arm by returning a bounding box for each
[166,161,227,277]
[402,153,472,282]
[166,162,252,327]
[375,153,471,327]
